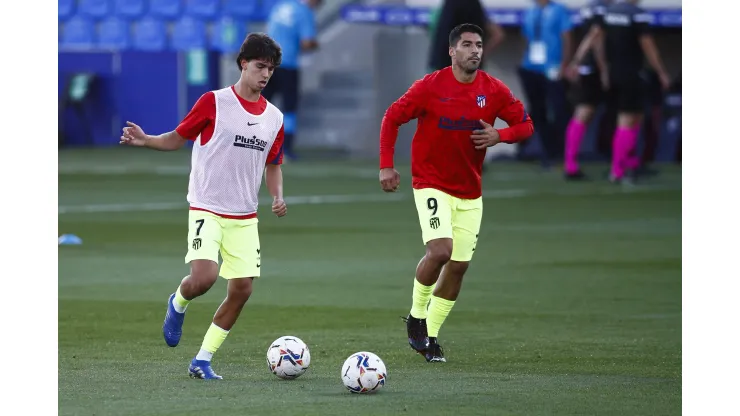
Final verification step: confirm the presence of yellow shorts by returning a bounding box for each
[184,210,261,279]
[413,187,482,262]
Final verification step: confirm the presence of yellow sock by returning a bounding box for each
[173,285,190,311]
[427,295,456,338]
[410,279,434,319]
[196,323,229,361]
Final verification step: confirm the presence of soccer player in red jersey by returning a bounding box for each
[120,33,287,379]
[379,23,535,362]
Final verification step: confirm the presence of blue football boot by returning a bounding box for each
[162,293,185,347]
[189,358,223,380]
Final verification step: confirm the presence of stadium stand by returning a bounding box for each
[59,0,276,53]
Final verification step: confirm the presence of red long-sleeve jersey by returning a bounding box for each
[379,67,534,199]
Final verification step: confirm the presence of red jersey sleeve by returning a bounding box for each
[494,85,535,143]
[175,92,216,141]
[379,77,429,169]
[266,124,285,165]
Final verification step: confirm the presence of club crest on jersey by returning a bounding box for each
[233,134,267,152]
[476,95,486,108]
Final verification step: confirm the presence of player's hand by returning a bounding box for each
[272,197,287,217]
[658,72,671,91]
[379,168,400,193]
[565,63,580,83]
[470,120,501,150]
[120,121,148,146]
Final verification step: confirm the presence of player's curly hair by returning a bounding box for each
[449,23,484,47]
[236,33,283,70]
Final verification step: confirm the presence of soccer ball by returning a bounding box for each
[340,351,387,394]
[266,336,311,380]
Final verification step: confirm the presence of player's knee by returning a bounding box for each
[187,260,219,294]
[227,278,253,303]
[426,240,452,265]
[575,106,594,122]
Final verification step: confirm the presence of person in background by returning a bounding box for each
[562,0,610,180]
[570,0,670,184]
[264,0,322,161]
[517,0,574,169]
[427,0,505,73]
[636,67,663,176]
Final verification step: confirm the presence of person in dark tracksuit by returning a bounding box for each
[428,0,505,74]
[562,0,610,180]
[570,0,670,184]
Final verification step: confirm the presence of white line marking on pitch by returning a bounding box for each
[58,185,679,214]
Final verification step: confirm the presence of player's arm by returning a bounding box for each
[636,12,670,89]
[299,7,319,51]
[379,78,428,169]
[486,22,505,52]
[265,124,285,199]
[471,85,534,150]
[495,87,535,144]
[122,92,214,150]
[265,125,287,216]
[559,7,575,76]
[592,29,608,75]
[144,130,188,151]
[590,5,609,77]
[570,24,602,68]
[120,122,188,151]
[471,0,503,54]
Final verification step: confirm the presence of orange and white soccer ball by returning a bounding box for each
[266,336,310,380]
[340,351,387,393]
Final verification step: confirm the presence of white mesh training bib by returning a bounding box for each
[187,87,283,216]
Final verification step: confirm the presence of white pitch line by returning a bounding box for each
[57,165,587,182]
[58,185,680,215]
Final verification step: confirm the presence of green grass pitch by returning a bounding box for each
[59,148,681,416]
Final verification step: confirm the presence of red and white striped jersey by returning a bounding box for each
[180,86,284,218]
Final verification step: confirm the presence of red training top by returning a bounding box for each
[379,67,534,199]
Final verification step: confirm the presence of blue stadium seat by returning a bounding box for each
[171,16,207,51]
[149,0,183,19]
[133,17,168,51]
[60,16,95,49]
[59,0,75,21]
[222,0,259,20]
[113,0,146,19]
[185,0,219,19]
[78,0,112,19]
[97,17,131,49]
[210,16,247,53]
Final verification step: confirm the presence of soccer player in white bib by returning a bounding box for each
[120,33,287,380]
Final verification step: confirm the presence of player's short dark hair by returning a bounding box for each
[449,23,485,47]
[236,33,282,70]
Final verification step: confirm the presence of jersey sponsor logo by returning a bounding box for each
[438,117,482,131]
[476,95,486,108]
[234,134,268,151]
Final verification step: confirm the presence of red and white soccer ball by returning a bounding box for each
[340,351,387,394]
[266,336,311,380]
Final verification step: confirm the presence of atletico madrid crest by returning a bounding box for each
[476,95,486,108]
